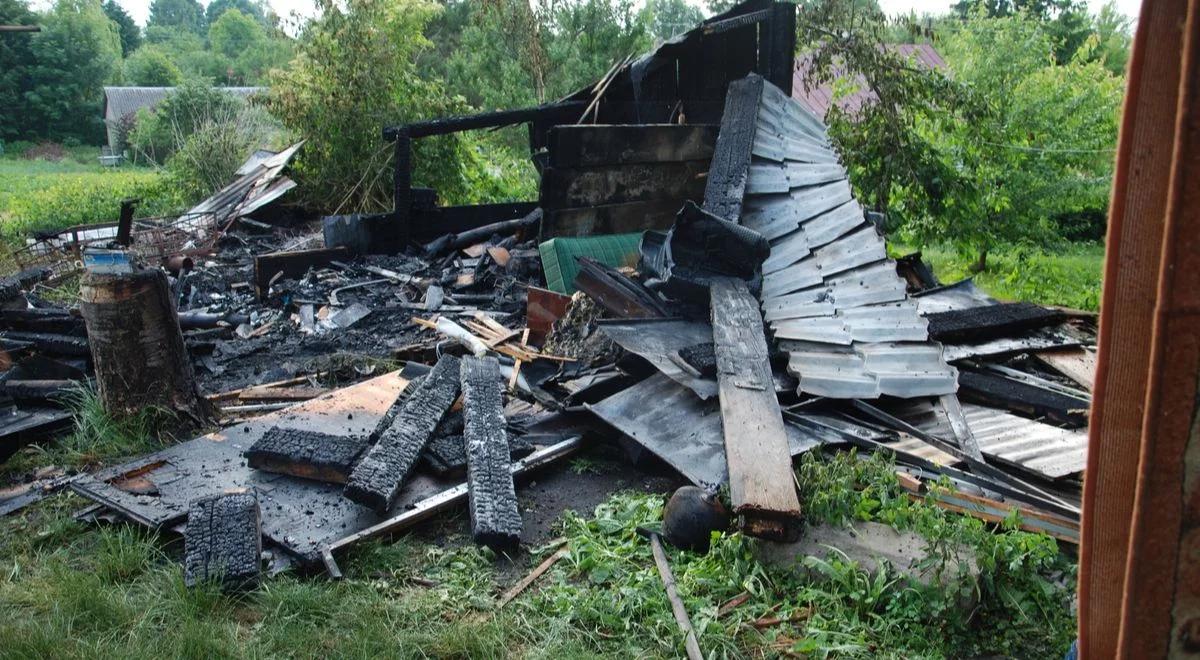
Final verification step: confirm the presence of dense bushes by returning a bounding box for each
[2,170,186,241]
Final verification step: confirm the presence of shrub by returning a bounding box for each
[127,80,247,164]
[4,170,188,240]
[166,103,283,199]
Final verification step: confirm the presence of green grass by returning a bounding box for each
[0,451,1076,658]
[918,243,1105,312]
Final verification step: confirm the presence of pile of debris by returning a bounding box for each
[0,0,1090,601]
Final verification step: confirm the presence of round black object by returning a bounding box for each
[662,486,730,553]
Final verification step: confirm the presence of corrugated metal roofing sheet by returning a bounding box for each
[740,80,957,399]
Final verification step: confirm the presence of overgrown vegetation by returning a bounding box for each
[0,451,1075,657]
[921,243,1105,311]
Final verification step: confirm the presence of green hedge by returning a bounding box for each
[2,170,188,242]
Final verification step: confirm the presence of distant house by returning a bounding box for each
[791,44,946,119]
[101,86,265,154]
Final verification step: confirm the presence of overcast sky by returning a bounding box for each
[97,0,1141,31]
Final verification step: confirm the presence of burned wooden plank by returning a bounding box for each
[540,161,709,210]
[709,277,801,540]
[0,331,89,356]
[957,370,1090,427]
[925,302,1065,344]
[702,75,763,220]
[245,427,369,484]
[548,125,719,168]
[183,493,261,590]
[344,356,461,513]
[461,356,522,550]
[384,100,586,140]
[253,246,350,298]
[574,258,669,319]
[421,433,534,479]
[542,199,683,239]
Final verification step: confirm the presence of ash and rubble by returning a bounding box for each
[0,0,1094,610]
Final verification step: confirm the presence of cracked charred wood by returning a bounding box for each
[426,208,543,256]
[461,356,522,550]
[183,493,262,590]
[78,269,210,425]
[926,302,1065,344]
[245,427,370,484]
[344,355,461,514]
[0,379,78,404]
[177,311,250,330]
[0,331,89,356]
[574,258,669,319]
[421,432,534,479]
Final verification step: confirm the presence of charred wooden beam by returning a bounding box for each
[957,370,1090,427]
[344,356,461,513]
[574,258,669,319]
[461,356,522,550]
[253,247,350,299]
[548,125,719,168]
[926,302,1065,344]
[542,199,683,239]
[0,331,88,356]
[421,433,534,479]
[702,75,763,220]
[384,101,586,141]
[115,198,138,247]
[541,161,709,211]
[245,427,370,484]
[183,493,262,590]
[710,277,801,540]
[0,379,78,403]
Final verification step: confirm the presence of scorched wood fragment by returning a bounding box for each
[709,277,801,540]
[344,356,461,513]
[245,427,370,484]
[78,269,210,425]
[183,493,262,590]
[461,356,522,550]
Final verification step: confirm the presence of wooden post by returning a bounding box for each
[78,269,209,425]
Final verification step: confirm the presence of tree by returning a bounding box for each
[797,0,983,249]
[267,0,524,212]
[148,0,205,34]
[124,46,182,85]
[24,0,122,143]
[639,0,704,41]
[204,0,267,26]
[1091,0,1132,75]
[208,8,263,59]
[102,0,140,56]
[0,0,37,141]
[951,0,1091,63]
[231,35,292,84]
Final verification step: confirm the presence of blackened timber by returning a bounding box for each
[540,161,709,210]
[422,433,535,478]
[461,356,522,550]
[574,258,669,319]
[925,302,1065,344]
[702,7,772,34]
[183,493,262,590]
[0,331,89,356]
[245,427,369,484]
[115,198,137,246]
[253,247,350,298]
[421,202,540,239]
[957,370,1090,427]
[710,277,801,540]
[542,199,682,239]
[344,356,461,513]
[760,2,797,96]
[392,129,412,243]
[702,75,763,220]
[383,101,586,140]
[548,125,719,168]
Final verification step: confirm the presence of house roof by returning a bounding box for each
[791,43,946,119]
[102,86,265,122]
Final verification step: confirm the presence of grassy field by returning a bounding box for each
[919,244,1105,312]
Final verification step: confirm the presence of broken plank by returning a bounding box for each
[925,302,1065,344]
[548,124,719,168]
[461,356,522,550]
[709,277,801,540]
[322,435,584,578]
[344,356,461,513]
[245,427,369,484]
[183,493,262,590]
[238,386,329,402]
[253,247,349,298]
[1034,347,1097,391]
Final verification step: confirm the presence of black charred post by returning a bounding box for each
[78,269,210,425]
[392,128,412,245]
[0,331,89,356]
[461,356,522,551]
[421,432,534,478]
[183,493,262,590]
[344,355,461,513]
[245,427,370,484]
[115,198,138,247]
